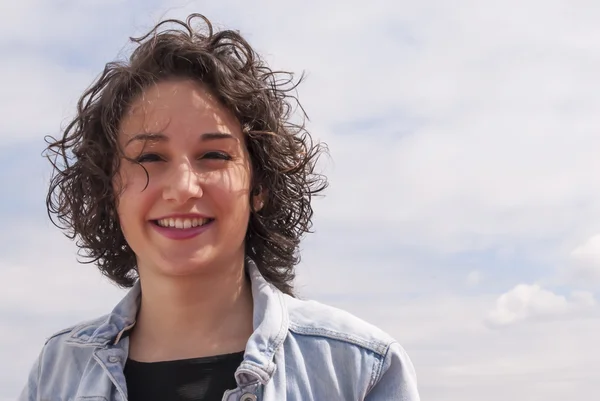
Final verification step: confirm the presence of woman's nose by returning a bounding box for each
[162,161,203,204]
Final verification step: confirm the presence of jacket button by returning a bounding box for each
[240,393,257,401]
[108,356,120,363]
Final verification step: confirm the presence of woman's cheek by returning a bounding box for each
[122,165,154,192]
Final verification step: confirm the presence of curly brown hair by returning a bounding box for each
[45,13,328,296]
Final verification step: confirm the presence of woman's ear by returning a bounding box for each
[252,185,267,212]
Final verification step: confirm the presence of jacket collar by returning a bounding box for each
[235,258,290,384]
[64,258,289,385]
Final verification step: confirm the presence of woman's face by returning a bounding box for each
[115,79,253,280]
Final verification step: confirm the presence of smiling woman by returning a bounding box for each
[19,13,420,401]
[116,79,255,285]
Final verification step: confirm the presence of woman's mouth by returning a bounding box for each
[152,217,214,229]
[150,217,215,240]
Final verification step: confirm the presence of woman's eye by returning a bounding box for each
[202,151,232,161]
[136,153,163,163]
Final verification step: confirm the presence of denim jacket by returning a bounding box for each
[19,260,420,400]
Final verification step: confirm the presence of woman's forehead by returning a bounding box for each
[125,80,225,119]
[120,79,242,139]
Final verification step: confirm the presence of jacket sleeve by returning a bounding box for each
[365,342,420,401]
[18,351,42,401]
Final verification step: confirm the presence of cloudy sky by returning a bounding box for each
[2,0,600,399]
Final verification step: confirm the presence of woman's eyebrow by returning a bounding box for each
[125,132,168,146]
[200,132,237,142]
[125,132,236,146]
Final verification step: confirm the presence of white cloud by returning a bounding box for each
[0,0,160,145]
[0,224,126,317]
[262,0,600,255]
[0,55,95,145]
[466,270,482,287]
[487,284,596,326]
[570,235,600,283]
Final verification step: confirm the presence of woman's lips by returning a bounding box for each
[150,219,214,240]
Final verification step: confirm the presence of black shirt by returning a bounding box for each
[124,351,245,401]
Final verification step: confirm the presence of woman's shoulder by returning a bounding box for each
[42,314,113,351]
[283,295,397,357]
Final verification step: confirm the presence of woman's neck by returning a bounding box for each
[127,259,254,362]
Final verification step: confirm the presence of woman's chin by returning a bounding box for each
[136,246,245,280]
[159,258,214,276]
[152,252,237,278]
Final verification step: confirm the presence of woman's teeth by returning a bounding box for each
[156,218,210,229]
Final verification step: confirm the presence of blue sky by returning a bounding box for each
[2,1,600,400]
